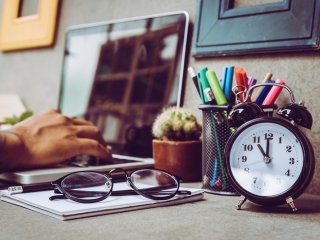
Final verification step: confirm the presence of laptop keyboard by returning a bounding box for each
[60,155,136,168]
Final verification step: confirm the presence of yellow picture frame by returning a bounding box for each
[0,0,59,51]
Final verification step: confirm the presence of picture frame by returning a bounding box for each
[193,0,320,57]
[0,0,60,51]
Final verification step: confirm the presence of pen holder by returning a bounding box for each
[199,104,277,195]
[199,105,238,195]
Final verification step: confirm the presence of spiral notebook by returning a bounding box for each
[0,184,204,221]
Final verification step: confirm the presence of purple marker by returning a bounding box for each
[248,76,257,89]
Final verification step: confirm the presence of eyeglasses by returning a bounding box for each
[49,168,190,203]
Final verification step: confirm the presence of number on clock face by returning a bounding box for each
[229,122,304,197]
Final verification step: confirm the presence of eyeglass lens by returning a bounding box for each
[130,169,179,198]
[61,172,112,201]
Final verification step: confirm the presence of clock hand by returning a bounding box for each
[265,138,272,163]
[257,143,272,164]
[257,144,267,157]
[266,138,270,157]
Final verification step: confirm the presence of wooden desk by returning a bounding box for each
[1,182,320,240]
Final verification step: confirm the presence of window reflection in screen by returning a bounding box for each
[59,13,188,157]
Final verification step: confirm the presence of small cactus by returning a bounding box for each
[152,107,202,141]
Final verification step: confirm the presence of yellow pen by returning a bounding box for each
[251,72,273,102]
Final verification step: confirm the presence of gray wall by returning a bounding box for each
[0,0,319,195]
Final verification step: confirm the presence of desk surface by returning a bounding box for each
[1,182,320,240]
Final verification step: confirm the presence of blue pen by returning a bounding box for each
[209,157,218,187]
[221,67,228,93]
[220,78,226,95]
[224,66,234,101]
[255,79,275,104]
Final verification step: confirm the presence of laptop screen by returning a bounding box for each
[58,12,189,158]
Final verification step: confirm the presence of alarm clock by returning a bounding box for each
[225,83,315,212]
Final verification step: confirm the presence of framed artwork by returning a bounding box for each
[0,0,60,51]
[193,0,320,57]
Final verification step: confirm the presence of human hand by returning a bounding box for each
[1,109,112,171]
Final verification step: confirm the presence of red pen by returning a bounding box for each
[262,79,286,105]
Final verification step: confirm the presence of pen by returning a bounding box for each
[252,72,273,102]
[204,70,228,188]
[205,70,227,105]
[255,79,275,104]
[8,183,54,195]
[209,157,218,187]
[234,67,249,102]
[210,116,227,190]
[198,79,206,104]
[221,67,228,94]
[224,66,234,101]
[262,79,286,105]
[240,69,249,90]
[248,76,257,89]
[198,67,215,104]
[187,66,200,96]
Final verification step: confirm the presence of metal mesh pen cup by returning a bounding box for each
[199,105,238,195]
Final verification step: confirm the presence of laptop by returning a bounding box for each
[0,11,190,184]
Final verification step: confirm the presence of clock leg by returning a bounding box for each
[236,196,247,210]
[286,196,298,212]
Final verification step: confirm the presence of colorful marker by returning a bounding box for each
[234,67,249,102]
[187,67,200,96]
[255,79,275,104]
[224,66,234,101]
[262,79,286,105]
[198,67,215,103]
[210,158,218,187]
[221,67,228,93]
[252,72,273,102]
[248,76,257,89]
[205,70,227,105]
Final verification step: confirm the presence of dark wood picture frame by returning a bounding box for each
[193,0,320,57]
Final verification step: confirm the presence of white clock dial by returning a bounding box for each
[229,122,304,197]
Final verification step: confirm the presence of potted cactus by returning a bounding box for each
[152,107,202,182]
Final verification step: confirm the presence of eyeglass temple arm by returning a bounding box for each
[111,189,191,196]
[50,188,191,201]
[49,190,191,201]
[55,184,184,195]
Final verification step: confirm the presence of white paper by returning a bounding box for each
[0,183,204,220]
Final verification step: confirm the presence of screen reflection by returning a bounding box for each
[59,13,188,157]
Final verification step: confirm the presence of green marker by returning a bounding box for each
[197,78,205,104]
[206,70,227,105]
[197,67,215,103]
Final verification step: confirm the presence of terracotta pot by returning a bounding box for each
[152,139,202,182]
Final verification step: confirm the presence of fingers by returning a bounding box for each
[25,109,95,126]
[72,118,94,126]
[71,125,106,146]
[48,110,95,126]
[69,139,112,160]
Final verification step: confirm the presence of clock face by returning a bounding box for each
[228,121,305,197]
